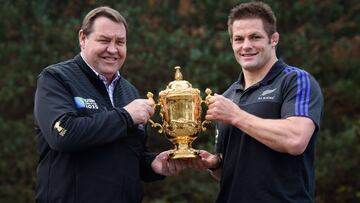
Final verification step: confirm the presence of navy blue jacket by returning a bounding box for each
[34,54,164,203]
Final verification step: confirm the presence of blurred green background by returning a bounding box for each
[0,0,359,202]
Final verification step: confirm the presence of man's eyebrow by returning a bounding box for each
[96,35,126,41]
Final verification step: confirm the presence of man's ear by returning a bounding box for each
[271,32,279,47]
[79,30,85,50]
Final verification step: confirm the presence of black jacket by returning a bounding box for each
[34,54,163,203]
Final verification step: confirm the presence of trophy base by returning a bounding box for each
[169,148,200,159]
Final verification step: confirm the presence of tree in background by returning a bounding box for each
[0,0,359,202]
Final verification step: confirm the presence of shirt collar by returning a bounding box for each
[234,59,286,91]
[259,59,286,85]
[234,73,245,91]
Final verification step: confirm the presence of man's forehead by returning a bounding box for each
[232,19,266,34]
[94,32,126,39]
[91,17,126,35]
[233,18,263,28]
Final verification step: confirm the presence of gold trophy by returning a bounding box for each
[147,66,212,159]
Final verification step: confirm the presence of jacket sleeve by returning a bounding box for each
[34,68,135,152]
[139,125,166,182]
[140,152,166,182]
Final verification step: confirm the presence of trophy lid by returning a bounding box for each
[167,66,192,89]
[159,66,199,96]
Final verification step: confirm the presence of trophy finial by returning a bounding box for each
[174,66,183,81]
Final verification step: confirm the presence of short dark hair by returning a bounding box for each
[81,6,128,36]
[227,1,276,40]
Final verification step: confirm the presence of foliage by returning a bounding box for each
[0,0,359,202]
[316,120,360,203]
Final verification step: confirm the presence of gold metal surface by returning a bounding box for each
[147,66,212,159]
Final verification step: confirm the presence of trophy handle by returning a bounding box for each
[201,88,213,131]
[146,92,164,133]
[203,88,213,105]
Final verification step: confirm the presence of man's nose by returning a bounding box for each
[243,38,252,48]
[107,41,117,53]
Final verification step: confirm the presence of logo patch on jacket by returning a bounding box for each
[74,97,99,109]
[54,121,67,136]
[258,88,277,100]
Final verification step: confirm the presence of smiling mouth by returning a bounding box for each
[102,57,118,62]
[241,53,257,57]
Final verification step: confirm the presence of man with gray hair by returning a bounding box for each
[34,6,185,203]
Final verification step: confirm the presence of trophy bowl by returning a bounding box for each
[147,66,212,159]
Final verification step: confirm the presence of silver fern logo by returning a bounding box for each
[260,88,277,96]
[258,88,277,100]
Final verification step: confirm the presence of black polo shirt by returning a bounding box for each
[215,60,323,203]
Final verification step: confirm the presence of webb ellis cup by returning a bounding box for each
[147,66,212,159]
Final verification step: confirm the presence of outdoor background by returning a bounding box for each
[0,0,359,202]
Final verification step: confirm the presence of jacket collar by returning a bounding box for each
[74,53,122,82]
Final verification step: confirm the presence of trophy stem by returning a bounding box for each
[169,137,200,159]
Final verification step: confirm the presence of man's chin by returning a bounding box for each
[100,64,121,71]
[241,63,256,69]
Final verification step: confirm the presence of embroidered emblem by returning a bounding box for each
[260,88,277,96]
[258,88,277,100]
[74,97,99,109]
[54,121,67,136]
